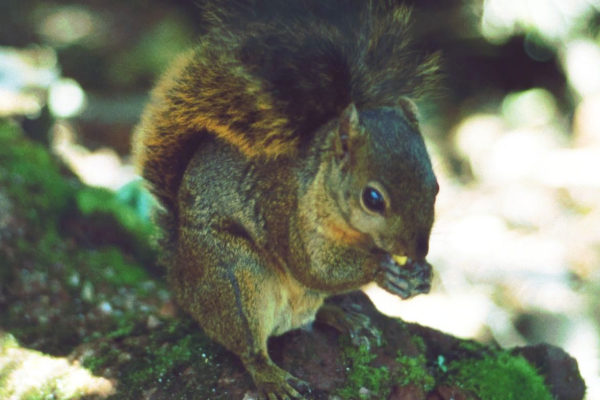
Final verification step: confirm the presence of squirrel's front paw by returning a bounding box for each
[375,257,433,299]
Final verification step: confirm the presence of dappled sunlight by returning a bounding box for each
[502,88,558,128]
[52,121,137,190]
[481,0,600,44]
[574,93,600,148]
[35,5,98,47]
[0,46,59,117]
[48,78,87,118]
[365,284,496,340]
[0,332,115,399]
[563,40,600,97]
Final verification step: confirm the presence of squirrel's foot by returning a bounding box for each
[245,354,310,400]
[316,304,382,350]
[257,371,309,400]
[376,257,433,299]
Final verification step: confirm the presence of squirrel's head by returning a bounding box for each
[323,103,438,261]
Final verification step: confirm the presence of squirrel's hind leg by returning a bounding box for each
[171,238,310,399]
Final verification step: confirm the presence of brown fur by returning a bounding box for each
[133,1,441,398]
[133,0,440,213]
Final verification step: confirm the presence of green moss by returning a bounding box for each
[106,318,138,340]
[445,351,553,400]
[0,332,19,352]
[0,121,154,284]
[0,333,21,396]
[0,120,74,227]
[80,247,148,287]
[99,319,220,399]
[84,319,207,387]
[457,340,487,353]
[411,334,427,354]
[21,384,57,400]
[0,121,162,358]
[336,337,391,399]
[128,335,196,383]
[82,340,123,373]
[0,359,19,400]
[396,351,435,392]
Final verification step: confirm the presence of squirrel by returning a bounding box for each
[133,0,441,398]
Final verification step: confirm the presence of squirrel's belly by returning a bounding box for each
[271,289,325,336]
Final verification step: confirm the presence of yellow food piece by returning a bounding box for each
[392,255,408,265]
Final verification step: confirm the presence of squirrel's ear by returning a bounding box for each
[398,97,420,129]
[335,103,360,159]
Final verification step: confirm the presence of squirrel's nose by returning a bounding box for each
[414,232,429,259]
[379,231,430,260]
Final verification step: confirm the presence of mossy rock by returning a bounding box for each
[0,120,586,400]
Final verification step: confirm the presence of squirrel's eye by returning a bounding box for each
[362,187,385,214]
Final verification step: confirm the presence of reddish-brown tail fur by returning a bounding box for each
[133,0,440,216]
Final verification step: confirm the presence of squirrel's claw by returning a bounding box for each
[259,375,308,400]
[316,304,382,349]
[376,258,433,299]
[287,376,311,393]
[258,382,305,400]
[252,362,309,400]
[342,310,382,349]
[258,381,307,400]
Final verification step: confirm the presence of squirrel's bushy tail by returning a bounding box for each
[133,0,441,215]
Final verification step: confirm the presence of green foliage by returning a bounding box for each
[76,186,157,245]
[411,334,427,353]
[396,351,435,392]
[116,179,157,222]
[337,337,391,399]
[457,340,486,353]
[445,351,553,400]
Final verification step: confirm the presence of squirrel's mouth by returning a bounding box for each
[371,247,409,266]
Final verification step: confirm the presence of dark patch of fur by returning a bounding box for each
[136,0,441,218]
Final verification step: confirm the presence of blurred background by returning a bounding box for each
[1,0,599,398]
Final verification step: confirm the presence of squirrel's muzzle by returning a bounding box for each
[376,230,430,261]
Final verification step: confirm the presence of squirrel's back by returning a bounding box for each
[133,0,440,215]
